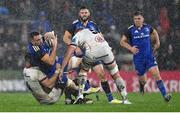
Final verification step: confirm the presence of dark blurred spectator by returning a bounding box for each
[20,23,28,45]
[159,7,170,34]
[0,6,9,15]
[0,0,179,70]
[32,11,52,34]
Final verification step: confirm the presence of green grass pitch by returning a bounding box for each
[0,92,179,112]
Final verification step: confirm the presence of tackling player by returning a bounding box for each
[120,11,171,102]
[60,29,132,104]
[63,6,103,103]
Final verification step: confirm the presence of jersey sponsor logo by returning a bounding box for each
[133,34,150,39]
[134,30,139,33]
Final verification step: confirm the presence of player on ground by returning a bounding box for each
[23,31,77,104]
[60,29,132,104]
[120,11,171,102]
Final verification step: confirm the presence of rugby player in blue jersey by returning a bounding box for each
[23,31,78,104]
[63,6,118,104]
[120,11,171,102]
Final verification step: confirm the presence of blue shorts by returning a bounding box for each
[133,55,157,76]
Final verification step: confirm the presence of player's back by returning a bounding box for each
[75,29,109,50]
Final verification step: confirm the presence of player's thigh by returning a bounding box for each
[149,66,161,80]
[101,48,115,65]
[93,64,106,81]
[70,56,82,68]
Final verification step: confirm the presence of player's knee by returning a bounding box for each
[109,65,119,75]
[139,79,146,85]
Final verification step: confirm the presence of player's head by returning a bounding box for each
[133,11,144,27]
[30,31,43,45]
[78,6,90,22]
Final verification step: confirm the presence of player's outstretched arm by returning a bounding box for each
[59,45,76,77]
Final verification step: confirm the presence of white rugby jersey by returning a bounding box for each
[71,29,110,52]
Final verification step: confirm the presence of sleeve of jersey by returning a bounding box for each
[70,35,78,47]
[32,45,46,59]
[94,23,101,33]
[149,25,154,34]
[67,23,75,35]
[123,28,131,39]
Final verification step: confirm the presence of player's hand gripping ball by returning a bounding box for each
[44,31,55,47]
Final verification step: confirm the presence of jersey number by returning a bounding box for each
[95,35,105,43]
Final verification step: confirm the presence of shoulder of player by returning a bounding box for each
[143,23,152,28]
[88,20,97,25]
[128,25,134,29]
[72,19,79,24]
[29,44,41,52]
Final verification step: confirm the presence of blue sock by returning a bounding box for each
[106,93,114,101]
[156,80,167,97]
[84,80,91,91]
[101,81,114,101]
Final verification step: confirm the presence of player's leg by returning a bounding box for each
[71,54,100,91]
[92,64,122,104]
[134,58,147,94]
[101,48,131,104]
[149,66,171,102]
[104,61,131,104]
[139,75,147,95]
[80,59,101,94]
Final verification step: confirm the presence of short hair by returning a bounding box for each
[29,31,40,39]
[134,11,144,16]
[79,6,88,10]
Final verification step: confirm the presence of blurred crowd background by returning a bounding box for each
[0,0,179,71]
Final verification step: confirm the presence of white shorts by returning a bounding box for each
[23,67,61,104]
[70,56,82,69]
[85,46,115,65]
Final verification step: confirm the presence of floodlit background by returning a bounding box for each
[0,0,179,92]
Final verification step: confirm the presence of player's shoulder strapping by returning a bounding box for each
[32,45,40,52]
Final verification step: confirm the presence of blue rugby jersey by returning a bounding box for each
[67,19,101,36]
[124,24,154,58]
[25,42,56,78]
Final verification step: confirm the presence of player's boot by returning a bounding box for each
[73,97,84,104]
[73,96,93,104]
[83,86,101,94]
[83,98,93,104]
[164,94,172,102]
[109,99,123,104]
[123,99,132,104]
